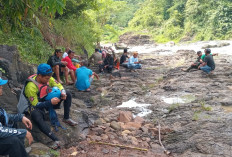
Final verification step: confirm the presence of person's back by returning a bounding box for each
[205,54,215,70]
[75,66,93,91]
[90,52,102,65]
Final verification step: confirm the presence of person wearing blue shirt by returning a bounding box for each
[75,60,99,91]
[0,77,33,157]
[127,52,142,70]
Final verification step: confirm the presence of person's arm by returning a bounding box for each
[0,125,27,139]
[212,53,218,56]
[93,72,99,80]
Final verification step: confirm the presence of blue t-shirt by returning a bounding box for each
[75,66,93,90]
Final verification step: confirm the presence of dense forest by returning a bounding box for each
[0,0,231,64]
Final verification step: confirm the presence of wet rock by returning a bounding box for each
[118,111,133,123]
[110,121,121,130]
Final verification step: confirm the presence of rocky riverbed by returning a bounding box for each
[60,45,232,157]
[1,42,232,157]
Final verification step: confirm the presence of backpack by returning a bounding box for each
[17,74,51,114]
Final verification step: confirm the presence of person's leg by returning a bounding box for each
[69,70,76,84]
[61,66,69,84]
[99,64,104,73]
[31,109,59,141]
[62,90,77,125]
[107,65,113,73]
[134,64,141,69]
[0,136,28,157]
[53,65,62,83]
[200,65,212,73]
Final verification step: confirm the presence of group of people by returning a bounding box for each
[89,47,142,73]
[0,46,143,157]
[182,48,216,74]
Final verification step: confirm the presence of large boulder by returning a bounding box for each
[0,45,34,113]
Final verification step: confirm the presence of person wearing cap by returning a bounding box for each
[47,49,68,84]
[182,51,203,72]
[61,51,77,85]
[127,52,142,70]
[99,52,114,73]
[0,77,33,157]
[24,63,77,149]
[199,49,216,74]
[75,60,99,92]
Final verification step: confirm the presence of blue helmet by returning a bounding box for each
[45,87,61,101]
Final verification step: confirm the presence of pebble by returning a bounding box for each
[102,148,109,154]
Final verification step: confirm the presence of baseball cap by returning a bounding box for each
[0,77,8,86]
[37,63,53,75]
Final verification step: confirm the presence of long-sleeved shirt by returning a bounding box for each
[128,56,138,65]
[47,55,64,67]
[0,111,27,139]
[62,56,77,71]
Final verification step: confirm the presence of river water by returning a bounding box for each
[107,40,232,56]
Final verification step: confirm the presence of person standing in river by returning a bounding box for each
[199,49,215,74]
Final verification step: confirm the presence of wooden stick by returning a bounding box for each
[158,124,171,155]
[89,141,148,151]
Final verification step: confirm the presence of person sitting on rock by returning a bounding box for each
[127,51,142,70]
[47,49,68,84]
[99,52,114,73]
[24,63,77,149]
[88,49,103,66]
[198,49,215,74]
[0,77,33,157]
[63,48,81,63]
[182,51,203,72]
[120,48,129,67]
[61,50,77,85]
[75,60,99,92]
[200,49,218,62]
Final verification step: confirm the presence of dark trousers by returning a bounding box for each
[186,62,200,72]
[99,64,113,73]
[31,90,72,141]
[0,136,28,157]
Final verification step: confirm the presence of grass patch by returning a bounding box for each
[200,101,212,111]
[192,111,201,121]
[50,149,60,157]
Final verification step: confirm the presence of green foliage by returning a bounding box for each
[0,0,66,31]
[128,0,232,42]
[0,28,52,64]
